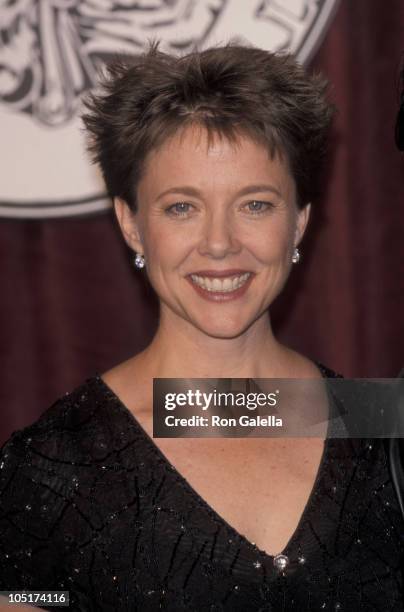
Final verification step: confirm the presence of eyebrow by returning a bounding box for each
[155,184,282,201]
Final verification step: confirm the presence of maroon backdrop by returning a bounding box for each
[1,0,404,445]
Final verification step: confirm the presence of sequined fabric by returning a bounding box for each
[0,365,403,611]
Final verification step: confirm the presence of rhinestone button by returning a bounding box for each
[273,553,289,571]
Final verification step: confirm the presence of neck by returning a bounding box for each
[138,308,295,379]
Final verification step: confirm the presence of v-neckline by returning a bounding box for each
[92,363,337,563]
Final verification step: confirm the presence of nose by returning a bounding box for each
[197,208,242,259]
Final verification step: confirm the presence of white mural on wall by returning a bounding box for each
[0,0,339,219]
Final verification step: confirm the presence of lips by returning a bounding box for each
[188,269,252,278]
[186,270,254,301]
[190,272,251,292]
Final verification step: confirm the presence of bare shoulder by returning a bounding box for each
[101,354,139,387]
[101,353,152,415]
[277,346,324,379]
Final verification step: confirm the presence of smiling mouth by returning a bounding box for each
[189,272,252,293]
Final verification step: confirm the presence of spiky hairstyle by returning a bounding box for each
[82,42,334,210]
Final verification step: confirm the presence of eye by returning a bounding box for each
[165,202,194,217]
[244,200,274,214]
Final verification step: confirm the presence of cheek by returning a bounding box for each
[244,224,294,262]
[142,221,194,272]
[141,219,167,256]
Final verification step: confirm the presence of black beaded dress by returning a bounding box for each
[0,364,403,611]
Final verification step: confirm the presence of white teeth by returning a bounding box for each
[190,273,251,292]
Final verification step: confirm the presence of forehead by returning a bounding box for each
[139,124,295,197]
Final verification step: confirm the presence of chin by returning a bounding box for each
[191,314,257,340]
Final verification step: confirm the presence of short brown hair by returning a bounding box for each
[82,42,334,210]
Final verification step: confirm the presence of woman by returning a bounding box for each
[0,43,403,611]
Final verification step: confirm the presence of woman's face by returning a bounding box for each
[115,125,310,339]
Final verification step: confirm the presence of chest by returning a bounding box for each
[138,414,325,557]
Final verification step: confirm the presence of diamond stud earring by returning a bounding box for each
[134,253,145,269]
[292,247,300,264]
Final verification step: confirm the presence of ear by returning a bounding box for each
[113,197,144,254]
[294,202,311,246]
